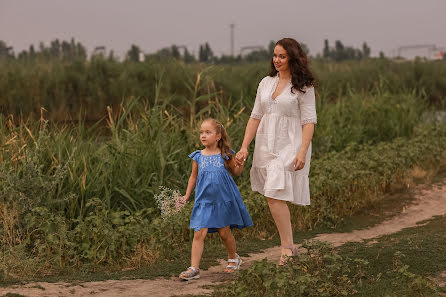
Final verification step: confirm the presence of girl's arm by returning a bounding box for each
[235,117,261,166]
[180,161,198,203]
[226,157,244,176]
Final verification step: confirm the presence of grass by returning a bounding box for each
[214,216,446,296]
[212,202,446,297]
[0,170,430,287]
[1,58,446,281]
[339,215,446,296]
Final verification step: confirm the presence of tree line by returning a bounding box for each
[1,38,386,64]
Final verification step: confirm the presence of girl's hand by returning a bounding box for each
[175,195,188,209]
[293,151,306,171]
[235,148,248,167]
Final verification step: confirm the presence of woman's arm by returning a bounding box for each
[235,117,261,166]
[293,123,314,170]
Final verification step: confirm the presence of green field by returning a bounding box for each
[1,57,446,285]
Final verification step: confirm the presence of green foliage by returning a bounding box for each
[1,104,446,277]
[215,241,367,297]
[322,39,370,61]
[338,215,446,296]
[215,243,441,297]
[199,42,213,63]
[2,57,446,122]
[313,91,424,155]
[1,57,446,278]
[126,44,141,62]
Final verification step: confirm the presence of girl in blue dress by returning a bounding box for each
[178,118,253,281]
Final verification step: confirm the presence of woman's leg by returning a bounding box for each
[190,228,208,269]
[217,226,237,272]
[267,198,294,256]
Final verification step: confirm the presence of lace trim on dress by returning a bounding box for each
[301,118,317,125]
[250,113,263,119]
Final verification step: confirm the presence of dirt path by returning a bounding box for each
[2,180,446,297]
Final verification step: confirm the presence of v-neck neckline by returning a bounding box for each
[271,75,290,101]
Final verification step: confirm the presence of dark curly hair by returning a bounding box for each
[269,38,315,93]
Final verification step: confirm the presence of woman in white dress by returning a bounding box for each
[235,38,317,264]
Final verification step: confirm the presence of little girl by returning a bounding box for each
[177,118,253,281]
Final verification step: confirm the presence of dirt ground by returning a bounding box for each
[2,179,446,297]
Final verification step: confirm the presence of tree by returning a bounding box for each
[362,42,371,58]
[323,39,330,59]
[156,47,172,59]
[0,40,14,59]
[300,43,310,55]
[183,48,195,63]
[61,40,72,60]
[334,40,345,61]
[244,48,269,62]
[29,44,36,59]
[75,41,87,61]
[50,39,61,58]
[199,42,213,63]
[171,45,180,59]
[127,44,141,62]
[17,50,28,60]
[268,40,276,56]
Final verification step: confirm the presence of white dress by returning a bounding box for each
[250,74,317,205]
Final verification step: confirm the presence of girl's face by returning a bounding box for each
[273,45,290,73]
[200,121,221,148]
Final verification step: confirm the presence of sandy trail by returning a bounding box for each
[2,179,446,297]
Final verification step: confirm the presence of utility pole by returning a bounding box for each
[230,23,235,57]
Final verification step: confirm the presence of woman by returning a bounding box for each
[235,38,317,264]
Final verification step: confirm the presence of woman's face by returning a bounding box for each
[273,45,290,73]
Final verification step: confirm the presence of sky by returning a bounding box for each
[1,0,445,59]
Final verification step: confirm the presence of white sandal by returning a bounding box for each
[225,253,242,273]
[179,266,200,280]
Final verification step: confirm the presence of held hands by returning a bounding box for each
[293,151,306,171]
[235,148,249,168]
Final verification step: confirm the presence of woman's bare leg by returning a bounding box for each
[267,198,294,257]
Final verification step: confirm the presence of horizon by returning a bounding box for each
[1,0,445,59]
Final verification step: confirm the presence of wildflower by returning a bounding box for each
[153,186,184,220]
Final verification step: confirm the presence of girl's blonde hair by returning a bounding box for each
[203,118,235,172]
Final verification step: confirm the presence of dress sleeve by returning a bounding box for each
[298,86,317,125]
[188,150,201,163]
[250,79,264,120]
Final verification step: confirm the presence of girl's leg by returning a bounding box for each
[179,228,208,279]
[217,226,237,272]
[190,228,208,269]
[266,198,294,257]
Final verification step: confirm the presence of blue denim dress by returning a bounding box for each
[189,150,253,233]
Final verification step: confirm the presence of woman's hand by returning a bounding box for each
[235,148,248,167]
[293,151,306,171]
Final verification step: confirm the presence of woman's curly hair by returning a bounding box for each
[269,38,315,93]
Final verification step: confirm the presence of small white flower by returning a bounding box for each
[154,186,183,220]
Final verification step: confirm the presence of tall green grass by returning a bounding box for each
[1,58,446,122]
[1,59,446,278]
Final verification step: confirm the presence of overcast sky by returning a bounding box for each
[1,0,445,58]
